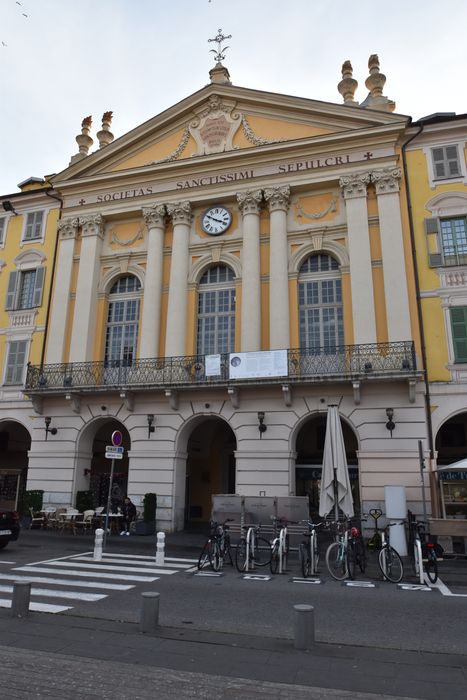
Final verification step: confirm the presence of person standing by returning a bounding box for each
[120,496,137,535]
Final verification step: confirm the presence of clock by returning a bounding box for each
[201,205,232,235]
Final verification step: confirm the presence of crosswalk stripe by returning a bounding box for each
[30,561,178,575]
[13,566,160,582]
[0,573,133,590]
[74,555,193,569]
[0,584,105,602]
[98,553,198,564]
[0,598,71,613]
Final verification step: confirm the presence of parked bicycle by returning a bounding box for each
[236,524,271,572]
[270,517,290,574]
[298,519,323,578]
[197,519,233,572]
[378,522,404,583]
[406,513,438,584]
[325,518,366,581]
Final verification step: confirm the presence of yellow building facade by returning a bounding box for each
[12,57,430,530]
[405,113,467,547]
[0,178,60,509]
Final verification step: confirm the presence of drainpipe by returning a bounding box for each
[41,186,63,369]
[401,123,439,517]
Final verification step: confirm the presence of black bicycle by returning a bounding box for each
[346,522,367,580]
[197,519,233,572]
[235,524,271,572]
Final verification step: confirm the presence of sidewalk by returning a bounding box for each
[1,608,466,699]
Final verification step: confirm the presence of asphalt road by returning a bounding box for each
[2,529,466,655]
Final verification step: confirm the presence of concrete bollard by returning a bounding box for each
[293,604,315,650]
[93,528,104,561]
[11,581,31,618]
[140,591,160,633]
[155,531,165,566]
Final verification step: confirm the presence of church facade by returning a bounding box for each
[17,57,429,530]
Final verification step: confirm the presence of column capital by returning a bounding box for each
[142,204,166,229]
[166,201,192,225]
[372,167,402,195]
[79,214,104,238]
[339,172,371,199]
[58,216,79,240]
[264,185,290,212]
[237,189,263,215]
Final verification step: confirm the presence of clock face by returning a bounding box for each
[201,206,232,235]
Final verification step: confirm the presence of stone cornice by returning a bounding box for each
[237,189,263,215]
[264,185,290,212]
[166,201,192,225]
[339,172,371,199]
[142,204,166,229]
[372,167,401,195]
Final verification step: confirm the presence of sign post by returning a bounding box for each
[103,431,124,549]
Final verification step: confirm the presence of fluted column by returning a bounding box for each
[165,201,191,357]
[46,217,79,364]
[69,214,104,362]
[340,173,377,344]
[373,167,411,341]
[238,189,263,352]
[140,205,166,359]
[264,185,290,350]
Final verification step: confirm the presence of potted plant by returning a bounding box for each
[135,492,157,535]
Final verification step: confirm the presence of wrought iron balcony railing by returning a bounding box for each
[24,342,418,394]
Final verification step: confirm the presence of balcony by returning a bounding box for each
[25,342,418,395]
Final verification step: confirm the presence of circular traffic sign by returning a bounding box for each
[111,430,123,447]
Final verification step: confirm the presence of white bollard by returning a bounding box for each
[94,528,104,561]
[155,531,165,566]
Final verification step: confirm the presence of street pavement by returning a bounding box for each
[1,528,466,699]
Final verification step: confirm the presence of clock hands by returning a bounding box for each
[206,214,227,224]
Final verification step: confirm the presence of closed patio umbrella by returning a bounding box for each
[319,405,354,519]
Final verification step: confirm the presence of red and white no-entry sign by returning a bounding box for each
[111,430,123,447]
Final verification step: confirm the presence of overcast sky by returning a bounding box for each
[1,0,466,194]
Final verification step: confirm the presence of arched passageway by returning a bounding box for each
[0,421,31,510]
[435,413,467,522]
[295,414,359,517]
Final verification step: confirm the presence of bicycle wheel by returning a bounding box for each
[347,543,356,580]
[412,542,421,578]
[300,542,311,578]
[254,536,272,566]
[270,542,280,574]
[326,541,348,581]
[378,545,403,583]
[223,535,234,567]
[197,540,213,570]
[211,540,222,571]
[313,539,320,575]
[425,553,438,583]
[235,538,248,572]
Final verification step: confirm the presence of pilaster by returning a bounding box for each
[140,204,166,359]
[165,201,192,357]
[237,189,262,351]
[265,186,290,349]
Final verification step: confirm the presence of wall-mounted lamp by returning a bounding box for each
[385,408,395,438]
[44,416,58,440]
[147,414,155,439]
[2,200,18,215]
[257,411,267,439]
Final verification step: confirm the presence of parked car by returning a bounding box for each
[0,510,20,549]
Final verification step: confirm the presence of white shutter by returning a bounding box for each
[0,217,5,244]
[24,211,44,240]
[432,148,446,178]
[32,266,45,307]
[33,211,44,238]
[5,270,18,310]
[446,145,460,176]
[5,340,27,384]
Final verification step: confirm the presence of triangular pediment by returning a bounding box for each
[54,82,408,185]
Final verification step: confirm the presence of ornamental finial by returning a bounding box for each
[208,28,232,65]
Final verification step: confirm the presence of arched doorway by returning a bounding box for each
[77,419,130,509]
[185,418,236,525]
[0,421,31,510]
[295,414,359,517]
[435,412,467,522]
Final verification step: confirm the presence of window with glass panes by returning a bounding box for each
[299,254,343,352]
[197,265,235,355]
[431,145,461,180]
[104,275,141,367]
[4,340,27,385]
[440,218,467,266]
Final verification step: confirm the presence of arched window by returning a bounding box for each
[196,265,235,355]
[298,254,343,352]
[104,275,141,367]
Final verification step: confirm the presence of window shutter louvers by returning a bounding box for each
[451,308,467,363]
[32,266,45,307]
[5,270,18,310]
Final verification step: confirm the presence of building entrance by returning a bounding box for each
[87,420,130,509]
[0,421,31,510]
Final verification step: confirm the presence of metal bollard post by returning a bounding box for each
[93,528,104,561]
[11,581,31,618]
[293,604,315,650]
[155,531,165,566]
[140,592,160,633]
